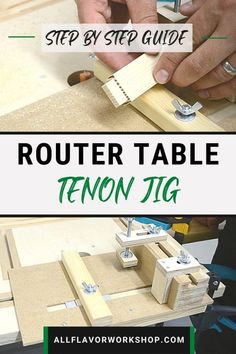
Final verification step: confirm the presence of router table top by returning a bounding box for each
[0,78,157,131]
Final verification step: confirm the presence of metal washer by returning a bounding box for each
[174,110,196,122]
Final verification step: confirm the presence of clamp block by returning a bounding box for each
[116,249,138,268]
[116,229,168,248]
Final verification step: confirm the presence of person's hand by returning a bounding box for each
[76,0,157,70]
[153,0,236,100]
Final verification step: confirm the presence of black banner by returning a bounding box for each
[44,326,195,354]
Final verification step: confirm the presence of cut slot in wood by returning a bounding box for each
[148,243,169,260]
[47,300,79,313]
[158,240,180,257]
[168,271,209,310]
[151,255,201,304]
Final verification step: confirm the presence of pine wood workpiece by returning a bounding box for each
[116,249,138,268]
[95,59,224,132]
[62,251,113,326]
[151,256,202,304]
[168,271,209,310]
[116,228,168,247]
[103,54,160,107]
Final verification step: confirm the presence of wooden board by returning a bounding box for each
[7,226,180,295]
[157,0,189,23]
[0,218,74,277]
[167,83,236,129]
[62,251,113,326]
[0,230,12,280]
[151,236,218,309]
[151,255,201,304]
[161,234,184,255]
[158,5,187,23]
[0,294,211,347]
[0,217,64,229]
[9,261,89,346]
[0,301,21,346]
[0,0,63,22]
[168,271,209,310]
[9,249,212,346]
[0,218,81,274]
[0,218,32,223]
[95,60,224,132]
[103,54,160,107]
[83,252,151,294]
[158,240,180,257]
[117,249,138,268]
[116,229,168,247]
[129,218,217,243]
[132,243,170,281]
[6,218,125,268]
[0,280,12,302]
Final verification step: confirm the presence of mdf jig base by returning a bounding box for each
[8,234,220,346]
